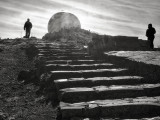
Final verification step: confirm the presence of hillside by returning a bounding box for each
[0,39,56,120]
[43,28,148,52]
[0,35,159,120]
[42,28,92,48]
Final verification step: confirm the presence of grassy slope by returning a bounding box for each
[0,39,56,120]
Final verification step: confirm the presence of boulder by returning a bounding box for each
[17,70,39,85]
[24,44,39,60]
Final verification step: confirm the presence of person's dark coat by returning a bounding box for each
[146,27,156,38]
[24,21,32,31]
[146,24,156,49]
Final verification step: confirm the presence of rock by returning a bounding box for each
[56,107,62,120]
[6,96,19,102]
[26,84,35,90]
[70,117,83,120]
[0,95,2,99]
[0,48,3,52]
[8,116,15,120]
[17,70,40,85]
[24,44,39,60]
[35,96,46,104]
[36,72,52,95]
[36,73,60,108]
[0,111,8,120]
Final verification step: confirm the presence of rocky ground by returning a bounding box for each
[0,39,56,120]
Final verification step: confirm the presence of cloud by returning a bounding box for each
[0,6,21,17]
[0,0,160,47]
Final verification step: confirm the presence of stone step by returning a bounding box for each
[36,41,75,44]
[38,53,89,58]
[50,68,127,80]
[38,50,72,54]
[34,41,160,120]
[59,84,160,103]
[35,43,77,46]
[57,46,79,49]
[38,48,85,53]
[54,76,142,89]
[36,46,82,51]
[59,117,160,120]
[38,50,87,55]
[35,44,57,47]
[45,60,107,65]
[35,43,56,46]
[58,46,80,49]
[38,52,88,56]
[36,45,77,48]
[39,50,88,55]
[60,96,160,119]
[45,63,114,71]
[39,55,93,60]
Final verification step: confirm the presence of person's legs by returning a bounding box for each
[150,40,154,49]
[148,37,154,49]
[26,29,31,38]
[150,37,154,49]
[28,30,30,38]
[25,30,28,38]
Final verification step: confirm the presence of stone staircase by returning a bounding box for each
[35,41,160,120]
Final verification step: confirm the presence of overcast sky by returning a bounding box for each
[0,0,160,46]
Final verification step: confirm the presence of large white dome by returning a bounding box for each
[48,12,81,33]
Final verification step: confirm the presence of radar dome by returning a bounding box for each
[48,12,81,33]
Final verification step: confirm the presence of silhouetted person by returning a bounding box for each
[146,24,156,49]
[24,18,32,38]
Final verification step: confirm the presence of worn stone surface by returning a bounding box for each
[105,51,160,66]
[61,96,160,119]
[45,63,113,71]
[59,84,160,103]
[34,40,160,119]
[55,76,142,89]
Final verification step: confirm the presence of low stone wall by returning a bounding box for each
[88,35,149,55]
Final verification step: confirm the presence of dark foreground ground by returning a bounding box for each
[0,39,56,120]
